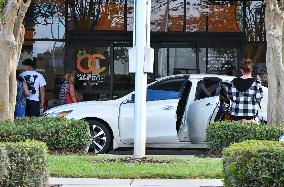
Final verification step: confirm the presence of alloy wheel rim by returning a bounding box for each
[91,125,107,153]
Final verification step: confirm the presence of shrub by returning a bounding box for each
[0,145,9,186]
[206,121,283,154]
[0,117,91,153]
[0,140,48,187]
[223,140,284,187]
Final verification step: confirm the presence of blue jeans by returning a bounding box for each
[15,105,25,117]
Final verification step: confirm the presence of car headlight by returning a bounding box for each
[45,110,73,118]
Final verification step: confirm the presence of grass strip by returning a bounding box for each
[48,155,222,179]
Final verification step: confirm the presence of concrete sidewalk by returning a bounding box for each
[48,178,223,187]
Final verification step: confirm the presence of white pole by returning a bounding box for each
[133,0,148,158]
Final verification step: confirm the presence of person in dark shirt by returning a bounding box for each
[227,58,263,122]
[15,70,30,117]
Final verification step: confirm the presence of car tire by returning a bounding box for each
[88,120,113,154]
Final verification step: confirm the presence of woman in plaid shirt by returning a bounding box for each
[228,59,263,122]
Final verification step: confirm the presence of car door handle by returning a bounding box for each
[162,105,175,110]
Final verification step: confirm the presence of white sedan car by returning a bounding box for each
[44,74,268,154]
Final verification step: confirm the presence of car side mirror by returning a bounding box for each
[123,94,135,104]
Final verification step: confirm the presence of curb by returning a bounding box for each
[48,178,223,187]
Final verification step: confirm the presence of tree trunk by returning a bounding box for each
[265,0,284,125]
[0,0,31,122]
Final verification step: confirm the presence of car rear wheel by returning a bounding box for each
[88,120,112,154]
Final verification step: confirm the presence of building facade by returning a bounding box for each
[21,0,266,104]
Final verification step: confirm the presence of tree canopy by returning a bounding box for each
[0,0,4,12]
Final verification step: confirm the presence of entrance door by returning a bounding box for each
[70,45,112,101]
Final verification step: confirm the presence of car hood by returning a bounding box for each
[44,99,124,116]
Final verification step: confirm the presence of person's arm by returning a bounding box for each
[255,80,264,103]
[39,74,47,109]
[69,83,77,103]
[23,81,30,96]
[40,86,45,109]
[227,81,233,100]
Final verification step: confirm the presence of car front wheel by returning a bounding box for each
[88,120,112,154]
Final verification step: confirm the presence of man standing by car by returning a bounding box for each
[20,58,46,117]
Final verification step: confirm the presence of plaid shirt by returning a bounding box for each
[228,79,263,117]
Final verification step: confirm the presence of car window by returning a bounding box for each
[147,78,186,101]
[195,78,221,100]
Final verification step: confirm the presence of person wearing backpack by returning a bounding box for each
[227,58,263,123]
[58,72,78,105]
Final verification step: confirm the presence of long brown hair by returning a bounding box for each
[241,58,253,74]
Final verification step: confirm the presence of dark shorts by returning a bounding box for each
[25,99,40,117]
[232,115,255,121]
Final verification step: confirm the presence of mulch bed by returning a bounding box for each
[91,157,176,164]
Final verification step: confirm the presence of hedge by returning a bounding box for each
[0,145,8,186]
[0,140,48,187]
[206,121,283,154]
[223,140,284,187]
[0,117,91,153]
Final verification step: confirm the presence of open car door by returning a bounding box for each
[187,77,222,144]
[119,77,188,144]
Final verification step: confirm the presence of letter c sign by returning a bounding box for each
[76,53,107,74]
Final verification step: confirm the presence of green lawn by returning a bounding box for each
[48,155,222,179]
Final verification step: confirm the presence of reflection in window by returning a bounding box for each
[199,48,236,75]
[24,0,65,39]
[245,43,266,75]
[147,79,185,101]
[68,0,125,30]
[127,0,134,31]
[73,47,111,101]
[20,41,65,107]
[186,0,242,32]
[207,1,243,32]
[245,1,265,41]
[186,0,207,32]
[157,48,197,78]
[195,78,220,100]
[113,46,135,98]
[151,0,184,32]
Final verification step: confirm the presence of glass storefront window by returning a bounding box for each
[113,46,135,98]
[151,0,184,32]
[68,0,125,30]
[127,0,134,31]
[199,48,237,75]
[245,1,265,41]
[207,1,243,32]
[73,47,111,101]
[20,41,65,107]
[157,48,197,77]
[245,43,266,81]
[186,0,207,32]
[24,0,65,39]
[186,0,243,32]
